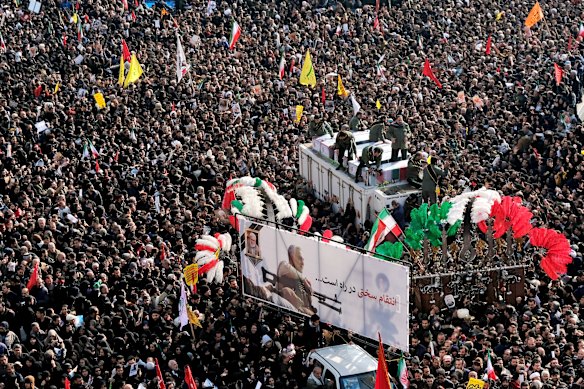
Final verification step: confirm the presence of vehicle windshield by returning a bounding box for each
[340,371,376,389]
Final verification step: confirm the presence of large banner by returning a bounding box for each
[239,220,409,351]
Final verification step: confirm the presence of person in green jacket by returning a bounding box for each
[308,115,334,138]
[355,146,383,183]
[348,111,362,132]
[422,157,450,203]
[334,125,356,171]
[387,115,411,161]
[368,121,390,144]
[407,151,425,188]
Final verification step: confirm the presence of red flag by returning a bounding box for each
[373,16,380,31]
[171,102,176,112]
[34,85,43,97]
[26,263,39,291]
[131,10,136,21]
[422,59,442,88]
[155,358,166,389]
[289,58,295,74]
[554,63,563,86]
[134,0,139,6]
[321,87,326,105]
[160,243,166,260]
[121,39,131,62]
[65,377,71,389]
[485,35,492,55]
[375,333,392,389]
[95,160,100,173]
[184,366,197,389]
[75,1,80,10]
[114,151,119,162]
[229,215,239,231]
[122,0,128,10]
[84,15,89,23]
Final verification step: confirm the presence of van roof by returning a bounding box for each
[311,344,377,377]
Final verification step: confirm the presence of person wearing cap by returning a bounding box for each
[355,146,383,184]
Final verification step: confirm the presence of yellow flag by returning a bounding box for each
[123,54,144,88]
[71,13,78,24]
[93,93,106,109]
[183,264,198,287]
[118,56,125,86]
[337,75,349,97]
[53,83,60,95]
[376,99,381,110]
[581,150,584,155]
[187,306,202,328]
[525,2,543,28]
[466,377,486,389]
[299,50,316,88]
[495,11,504,21]
[295,105,304,123]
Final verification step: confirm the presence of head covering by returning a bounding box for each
[261,334,273,346]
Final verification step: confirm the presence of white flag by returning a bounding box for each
[350,93,361,115]
[176,32,191,84]
[178,281,189,329]
[205,0,216,17]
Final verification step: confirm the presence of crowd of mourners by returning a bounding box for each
[0,0,583,388]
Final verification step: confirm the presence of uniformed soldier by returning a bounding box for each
[348,111,362,132]
[308,115,334,138]
[333,125,356,171]
[387,115,411,161]
[368,120,390,143]
[355,146,383,183]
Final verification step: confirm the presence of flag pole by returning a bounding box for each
[370,209,415,261]
[541,17,554,39]
[189,321,196,339]
[180,272,197,339]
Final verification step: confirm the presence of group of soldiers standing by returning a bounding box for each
[309,112,448,203]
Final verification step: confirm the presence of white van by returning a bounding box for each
[307,344,377,389]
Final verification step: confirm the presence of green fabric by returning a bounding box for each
[231,200,244,212]
[296,200,305,219]
[447,220,462,237]
[374,241,403,260]
[404,202,462,249]
[253,178,263,187]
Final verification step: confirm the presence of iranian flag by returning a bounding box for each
[228,20,241,50]
[0,32,6,53]
[365,208,402,252]
[397,356,409,389]
[486,350,498,381]
[279,55,286,80]
[88,141,99,158]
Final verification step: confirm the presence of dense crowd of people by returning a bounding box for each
[0,0,583,388]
